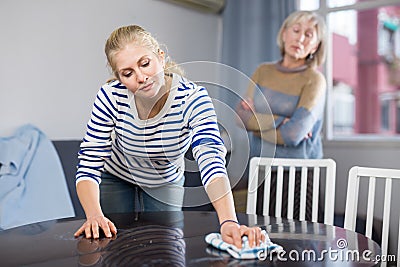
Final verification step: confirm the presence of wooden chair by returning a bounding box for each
[344,166,400,267]
[246,157,336,225]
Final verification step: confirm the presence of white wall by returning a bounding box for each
[0,0,222,140]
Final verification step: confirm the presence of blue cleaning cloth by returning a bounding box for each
[205,230,283,260]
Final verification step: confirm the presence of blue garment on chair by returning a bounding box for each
[0,124,75,230]
[205,230,283,259]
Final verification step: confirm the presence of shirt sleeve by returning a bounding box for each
[269,71,327,146]
[75,84,117,185]
[236,65,285,131]
[185,85,228,187]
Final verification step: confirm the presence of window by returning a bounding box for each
[298,0,400,140]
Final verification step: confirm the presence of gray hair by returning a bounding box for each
[277,10,327,68]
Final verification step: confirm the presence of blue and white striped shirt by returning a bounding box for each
[76,74,227,188]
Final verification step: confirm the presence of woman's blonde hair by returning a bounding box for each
[277,10,327,68]
[104,25,184,80]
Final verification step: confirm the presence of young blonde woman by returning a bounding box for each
[74,25,262,248]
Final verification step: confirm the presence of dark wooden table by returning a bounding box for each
[0,211,381,266]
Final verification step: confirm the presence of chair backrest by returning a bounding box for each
[246,157,336,225]
[344,166,400,266]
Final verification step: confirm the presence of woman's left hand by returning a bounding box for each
[220,221,264,248]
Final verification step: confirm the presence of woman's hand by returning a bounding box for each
[281,117,312,139]
[240,98,254,111]
[220,221,264,248]
[236,98,256,128]
[74,215,117,239]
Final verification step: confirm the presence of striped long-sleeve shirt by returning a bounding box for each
[76,74,227,188]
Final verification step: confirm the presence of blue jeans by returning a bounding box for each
[99,172,184,214]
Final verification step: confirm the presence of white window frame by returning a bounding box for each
[300,0,400,148]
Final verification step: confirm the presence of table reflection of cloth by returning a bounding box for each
[0,124,75,230]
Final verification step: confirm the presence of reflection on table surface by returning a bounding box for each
[0,211,381,266]
[77,225,185,266]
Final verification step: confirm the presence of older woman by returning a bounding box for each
[237,10,328,220]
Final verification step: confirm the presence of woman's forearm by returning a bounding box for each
[205,177,238,223]
[236,104,278,132]
[76,180,104,218]
[254,129,285,145]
